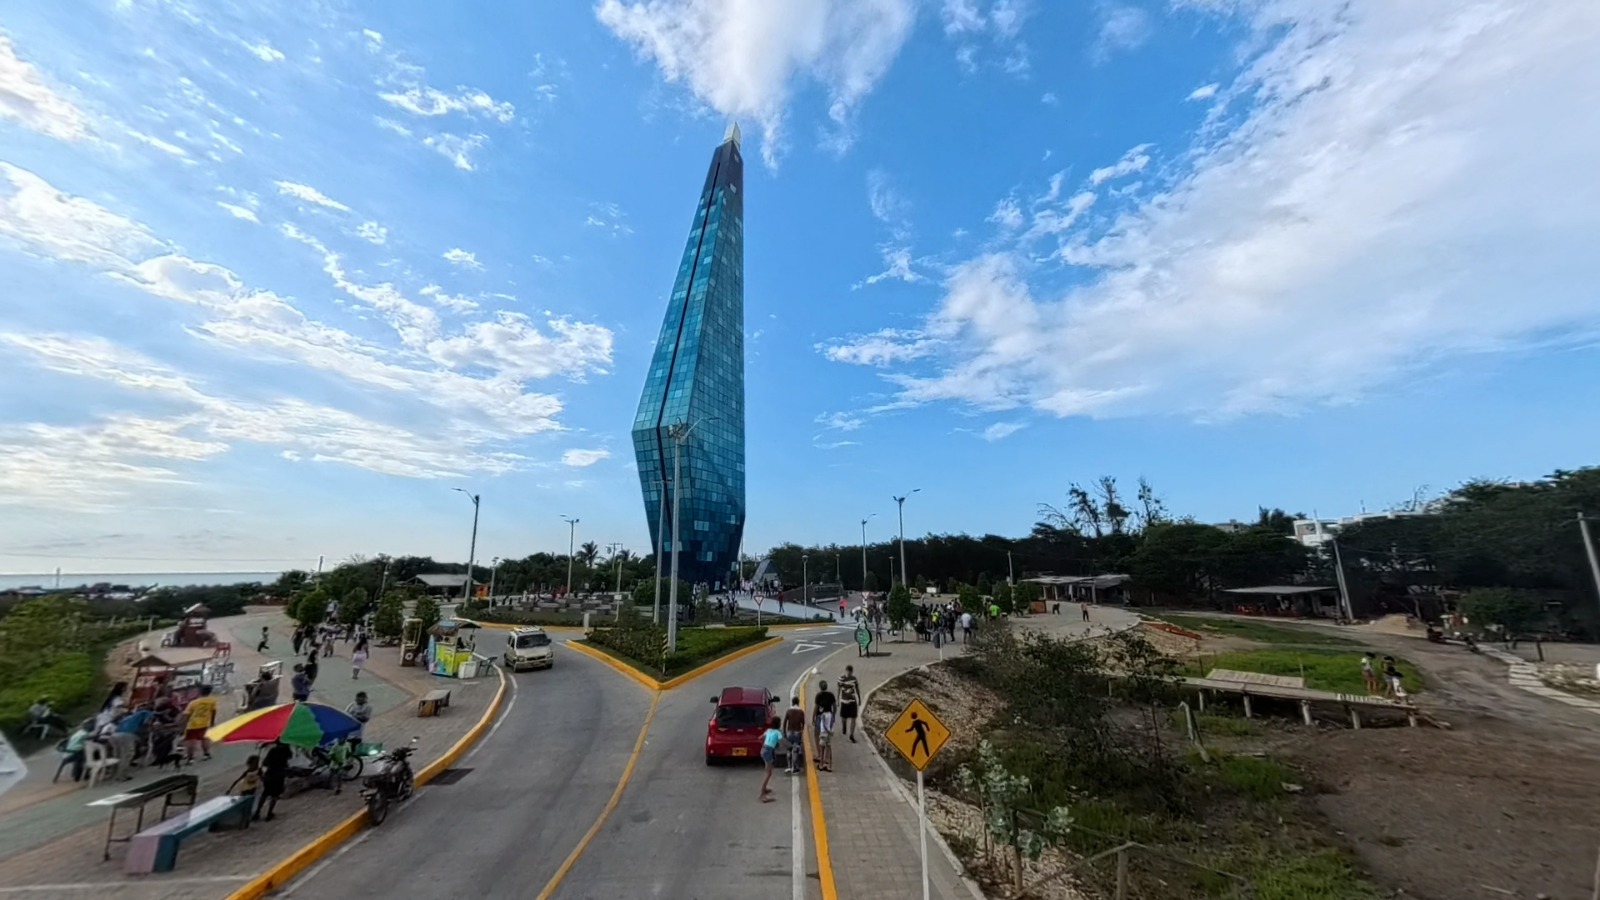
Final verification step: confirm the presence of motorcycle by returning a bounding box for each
[360,738,418,825]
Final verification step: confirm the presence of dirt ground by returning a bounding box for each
[872,617,1600,900]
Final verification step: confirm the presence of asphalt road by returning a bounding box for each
[282,635,654,899]
[553,630,854,900]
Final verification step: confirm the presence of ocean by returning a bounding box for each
[0,571,283,591]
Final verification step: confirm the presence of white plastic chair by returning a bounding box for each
[83,741,120,788]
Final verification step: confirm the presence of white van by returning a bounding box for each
[503,626,554,671]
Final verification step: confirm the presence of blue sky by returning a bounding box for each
[2,0,1597,575]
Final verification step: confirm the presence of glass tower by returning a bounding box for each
[631,124,746,589]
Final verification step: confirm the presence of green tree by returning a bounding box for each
[957,583,983,615]
[863,570,881,593]
[957,739,1075,896]
[887,584,916,638]
[1459,588,1548,641]
[413,595,442,633]
[1014,580,1041,612]
[374,591,405,641]
[292,588,331,626]
[341,587,372,624]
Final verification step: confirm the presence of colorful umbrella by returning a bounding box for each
[206,701,362,748]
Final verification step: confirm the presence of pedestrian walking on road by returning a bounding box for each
[256,741,292,821]
[304,650,320,686]
[960,610,974,643]
[256,626,270,654]
[837,666,860,743]
[351,639,369,679]
[181,685,217,762]
[760,716,782,802]
[1360,653,1379,694]
[813,680,836,772]
[1081,602,1090,623]
[290,664,311,702]
[291,626,305,656]
[783,697,806,774]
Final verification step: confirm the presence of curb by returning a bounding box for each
[1480,645,1600,714]
[225,664,510,900]
[564,636,784,692]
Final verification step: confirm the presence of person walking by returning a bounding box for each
[351,638,369,679]
[256,626,270,654]
[1080,602,1090,623]
[759,716,782,803]
[304,649,320,686]
[1360,653,1380,694]
[181,685,218,762]
[960,610,974,643]
[256,740,292,821]
[290,664,311,702]
[782,697,806,774]
[813,680,836,772]
[837,665,861,743]
[291,626,305,656]
[1382,657,1405,698]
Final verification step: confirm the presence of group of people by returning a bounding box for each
[38,680,222,783]
[758,665,863,802]
[1361,652,1408,697]
[274,620,371,701]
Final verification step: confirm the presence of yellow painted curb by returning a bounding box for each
[564,638,664,691]
[534,692,661,899]
[565,635,783,692]
[801,673,840,900]
[225,664,509,900]
[658,636,782,690]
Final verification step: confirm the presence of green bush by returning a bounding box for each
[1179,649,1422,696]
[457,603,590,628]
[586,621,769,676]
[0,651,97,738]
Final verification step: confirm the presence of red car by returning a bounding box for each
[706,686,781,765]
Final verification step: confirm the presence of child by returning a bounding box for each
[759,716,782,803]
[230,755,262,800]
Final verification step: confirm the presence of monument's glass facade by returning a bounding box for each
[631,126,746,588]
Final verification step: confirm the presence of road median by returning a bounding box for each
[567,633,781,691]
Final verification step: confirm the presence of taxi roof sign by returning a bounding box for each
[885,697,951,771]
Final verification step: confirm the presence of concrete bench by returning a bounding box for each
[417,689,451,718]
[125,794,252,874]
[89,773,199,861]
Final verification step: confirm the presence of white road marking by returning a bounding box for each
[791,642,827,654]
[789,666,813,900]
[0,877,249,893]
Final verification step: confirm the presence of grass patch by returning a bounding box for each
[582,625,769,678]
[1180,649,1422,696]
[1157,614,1355,646]
[1252,848,1384,900]
[1199,752,1297,803]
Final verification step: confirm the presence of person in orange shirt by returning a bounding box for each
[182,685,219,762]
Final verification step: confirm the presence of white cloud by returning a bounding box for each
[355,220,388,245]
[245,41,286,63]
[0,34,91,141]
[1187,82,1219,102]
[362,29,384,49]
[1041,91,1058,105]
[216,202,259,222]
[128,130,188,157]
[583,201,634,236]
[424,132,486,171]
[379,86,515,123]
[562,448,611,468]
[596,0,916,166]
[866,169,911,239]
[374,117,412,138]
[0,163,164,268]
[420,284,479,314]
[821,0,1600,423]
[442,247,483,270]
[814,411,865,431]
[941,0,1032,74]
[427,313,614,381]
[987,196,1024,230]
[817,327,938,367]
[274,180,351,212]
[1087,142,1152,186]
[982,421,1025,441]
[1095,6,1152,61]
[855,246,923,289]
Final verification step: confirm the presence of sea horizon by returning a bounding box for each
[0,571,283,591]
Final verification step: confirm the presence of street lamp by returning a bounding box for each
[860,514,876,595]
[608,542,625,596]
[802,553,810,607]
[561,516,580,596]
[488,556,501,604]
[892,489,921,588]
[666,416,718,653]
[453,488,480,604]
[652,478,668,624]
[1007,550,1014,586]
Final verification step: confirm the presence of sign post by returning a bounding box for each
[886,697,952,900]
[754,593,763,627]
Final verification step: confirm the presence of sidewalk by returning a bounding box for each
[815,606,1140,899]
[0,611,497,900]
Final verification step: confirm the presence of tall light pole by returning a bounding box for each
[803,553,810,607]
[488,556,500,605]
[653,479,668,624]
[608,542,625,596]
[861,514,876,595]
[1578,513,1600,612]
[562,516,579,596]
[1007,550,1014,586]
[453,488,480,604]
[892,489,921,588]
[667,416,718,652]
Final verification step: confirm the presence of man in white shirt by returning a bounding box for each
[960,610,974,643]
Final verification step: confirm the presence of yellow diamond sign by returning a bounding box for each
[885,697,951,771]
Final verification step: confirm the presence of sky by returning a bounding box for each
[2,0,1598,575]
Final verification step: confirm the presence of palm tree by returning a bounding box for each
[579,541,601,567]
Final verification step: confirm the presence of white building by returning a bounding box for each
[1290,510,1427,548]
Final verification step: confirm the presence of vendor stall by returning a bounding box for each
[426,619,485,678]
[129,647,223,708]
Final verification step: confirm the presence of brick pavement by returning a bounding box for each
[0,612,498,900]
[814,606,1140,899]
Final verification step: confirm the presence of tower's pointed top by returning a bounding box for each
[724,121,742,147]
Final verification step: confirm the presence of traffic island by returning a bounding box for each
[567,625,778,691]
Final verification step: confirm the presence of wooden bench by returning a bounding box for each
[125,794,253,874]
[417,689,451,718]
[89,773,199,861]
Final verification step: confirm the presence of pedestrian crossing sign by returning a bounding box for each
[885,698,951,771]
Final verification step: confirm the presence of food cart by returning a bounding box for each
[129,648,224,708]
[160,604,217,648]
[427,619,485,678]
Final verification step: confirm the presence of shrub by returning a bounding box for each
[587,621,768,676]
[0,651,97,738]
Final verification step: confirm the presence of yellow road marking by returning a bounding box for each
[535,692,661,900]
[801,674,840,900]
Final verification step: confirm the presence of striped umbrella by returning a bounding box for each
[206,701,362,748]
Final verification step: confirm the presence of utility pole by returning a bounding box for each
[609,542,624,595]
[376,560,389,608]
[667,417,716,652]
[1579,513,1600,613]
[488,556,500,604]
[562,516,580,596]
[803,554,810,607]
[892,489,920,588]
[1331,538,1354,622]
[861,514,875,595]
[1007,550,1015,586]
[453,489,480,605]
